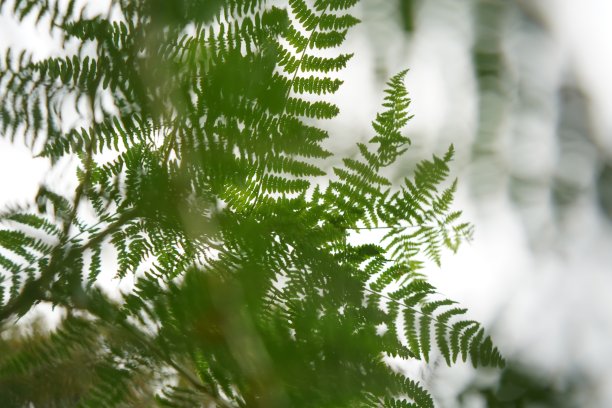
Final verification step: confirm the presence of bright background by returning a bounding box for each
[1,0,612,406]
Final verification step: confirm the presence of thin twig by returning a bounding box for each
[345,224,425,230]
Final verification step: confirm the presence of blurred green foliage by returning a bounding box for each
[0,0,503,406]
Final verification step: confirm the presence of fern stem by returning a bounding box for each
[346,224,426,230]
[0,210,136,325]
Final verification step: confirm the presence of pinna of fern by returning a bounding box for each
[0,0,502,407]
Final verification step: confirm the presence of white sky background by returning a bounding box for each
[1,0,612,406]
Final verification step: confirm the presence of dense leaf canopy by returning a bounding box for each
[0,0,503,406]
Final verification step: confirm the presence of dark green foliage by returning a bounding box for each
[457,364,585,407]
[0,0,503,406]
[0,315,158,407]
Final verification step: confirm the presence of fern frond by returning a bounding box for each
[393,374,434,408]
[0,1,504,406]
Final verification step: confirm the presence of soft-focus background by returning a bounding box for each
[2,0,612,406]
[333,1,612,406]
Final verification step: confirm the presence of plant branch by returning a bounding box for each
[0,209,135,325]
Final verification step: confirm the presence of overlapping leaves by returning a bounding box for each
[0,1,502,407]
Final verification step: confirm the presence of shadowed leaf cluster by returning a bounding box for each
[0,0,502,406]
